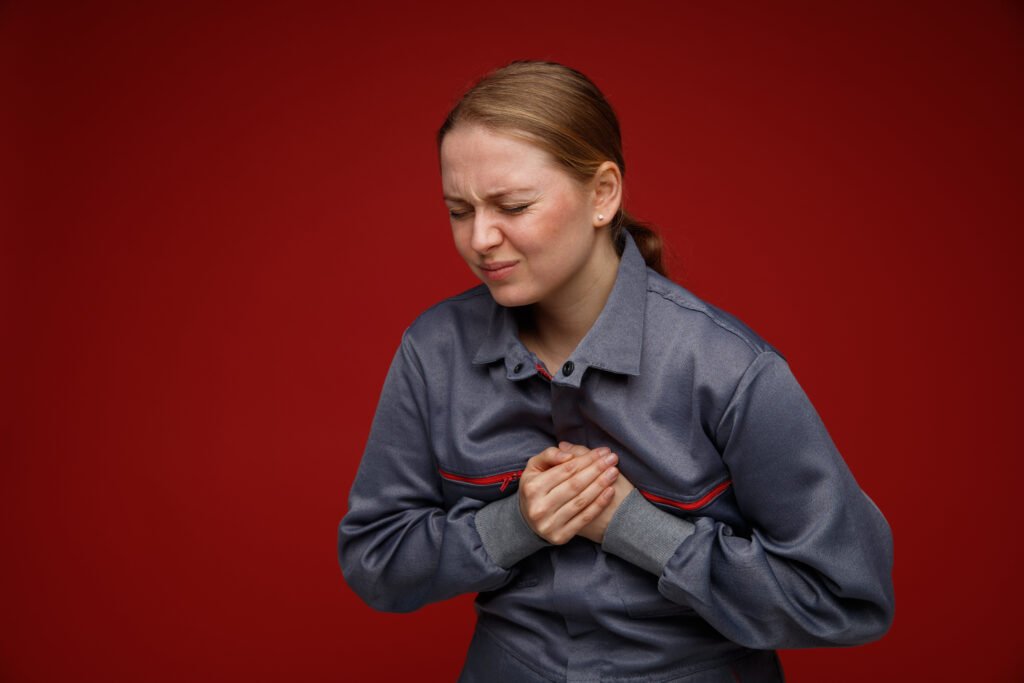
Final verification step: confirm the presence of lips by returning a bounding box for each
[479,261,517,281]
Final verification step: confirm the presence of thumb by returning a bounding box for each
[558,441,591,457]
[528,446,573,472]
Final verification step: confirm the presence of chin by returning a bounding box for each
[485,283,538,309]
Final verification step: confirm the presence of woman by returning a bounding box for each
[338,60,894,682]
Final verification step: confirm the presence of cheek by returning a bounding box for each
[450,226,472,257]
[551,190,590,227]
[530,199,589,250]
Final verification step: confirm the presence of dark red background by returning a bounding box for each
[3,2,1023,681]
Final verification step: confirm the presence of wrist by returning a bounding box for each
[601,488,696,575]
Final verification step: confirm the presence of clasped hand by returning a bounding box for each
[518,441,635,545]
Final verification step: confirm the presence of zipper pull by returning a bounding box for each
[499,471,521,492]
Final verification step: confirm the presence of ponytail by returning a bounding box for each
[612,210,666,277]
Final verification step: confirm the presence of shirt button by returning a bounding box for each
[562,361,575,377]
[513,363,523,373]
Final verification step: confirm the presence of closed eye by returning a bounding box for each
[447,204,531,220]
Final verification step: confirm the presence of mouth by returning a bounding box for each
[478,260,518,281]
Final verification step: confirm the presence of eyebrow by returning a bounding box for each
[443,188,535,203]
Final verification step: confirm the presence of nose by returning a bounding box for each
[470,211,503,254]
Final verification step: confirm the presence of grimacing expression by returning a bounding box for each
[440,124,607,309]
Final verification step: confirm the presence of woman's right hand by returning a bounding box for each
[518,446,620,545]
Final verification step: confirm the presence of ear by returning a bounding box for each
[591,161,623,227]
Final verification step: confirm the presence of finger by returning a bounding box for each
[558,485,617,541]
[542,450,617,505]
[520,447,576,507]
[524,446,605,499]
[521,452,616,542]
[550,465,620,530]
[532,471,616,546]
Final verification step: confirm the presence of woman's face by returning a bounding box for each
[440,123,609,310]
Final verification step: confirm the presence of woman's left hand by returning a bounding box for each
[557,441,635,544]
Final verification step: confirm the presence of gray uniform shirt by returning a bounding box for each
[338,233,894,681]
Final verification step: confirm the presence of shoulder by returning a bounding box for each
[643,269,784,365]
[401,283,494,352]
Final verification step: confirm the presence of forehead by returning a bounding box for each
[440,124,566,195]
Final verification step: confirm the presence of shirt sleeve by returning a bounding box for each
[337,330,545,613]
[605,350,895,649]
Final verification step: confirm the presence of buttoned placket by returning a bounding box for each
[471,233,653,677]
[514,357,612,675]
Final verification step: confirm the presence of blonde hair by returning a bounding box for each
[437,60,666,276]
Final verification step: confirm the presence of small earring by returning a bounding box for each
[597,214,605,221]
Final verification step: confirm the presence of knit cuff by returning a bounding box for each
[475,493,551,569]
[602,488,696,576]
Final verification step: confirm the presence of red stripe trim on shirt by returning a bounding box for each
[639,480,732,511]
[438,468,523,492]
[535,364,553,381]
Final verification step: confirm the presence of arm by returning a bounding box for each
[601,351,895,649]
[337,332,527,612]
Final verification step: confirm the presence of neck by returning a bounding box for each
[521,238,620,369]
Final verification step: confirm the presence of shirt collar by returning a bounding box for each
[472,231,648,388]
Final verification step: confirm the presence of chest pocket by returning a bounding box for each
[438,463,526,507]
[635,480,751,536]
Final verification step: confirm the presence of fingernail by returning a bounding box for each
[557,450,572,460]
[603,467,619,483]
[595,447,611,456]
[603,453,618,466]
